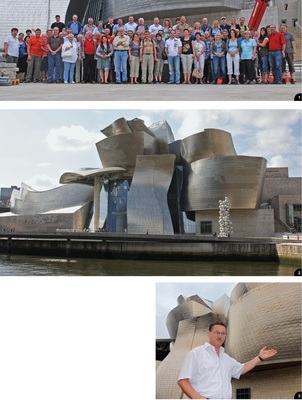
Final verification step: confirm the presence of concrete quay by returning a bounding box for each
[0,232,301,264]
[0,80,301,101]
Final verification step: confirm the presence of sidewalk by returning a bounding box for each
[0,80,301,101]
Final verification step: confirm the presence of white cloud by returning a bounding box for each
[47,125,101,152]
[24,174,59,191]
[269,155,289,168]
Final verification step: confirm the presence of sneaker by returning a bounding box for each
[291,79,295,84]
[64,81,68,84]
[71,81,75,84]
[282,78,286,84]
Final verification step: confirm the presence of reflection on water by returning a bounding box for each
[0,254,297,276]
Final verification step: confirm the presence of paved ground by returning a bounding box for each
[0,79,301,101]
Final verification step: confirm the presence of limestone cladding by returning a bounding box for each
[262,177,302,201]
[195,209,275,237]
[232,365,301,399]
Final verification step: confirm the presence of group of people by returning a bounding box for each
[3,13,297,85]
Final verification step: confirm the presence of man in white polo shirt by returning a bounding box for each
[4,28,19,64]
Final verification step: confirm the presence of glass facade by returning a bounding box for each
[286,203,302,232]
[106,180,130,233]
[168,166,184,234]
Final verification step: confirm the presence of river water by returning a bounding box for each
[0,254,297,276]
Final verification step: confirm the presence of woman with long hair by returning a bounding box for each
[226,28,240,84]
[211,20,221,37]
[258,26,270,84]
[193,32,206,83]
[162,18,172,40]
[96,35,113,83]
[181,28,194,84]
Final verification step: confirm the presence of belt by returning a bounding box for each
[116,49,128,51]
[143,53,152,55]
[270,49,282,52]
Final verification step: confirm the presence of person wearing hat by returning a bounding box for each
[220,17,231,33]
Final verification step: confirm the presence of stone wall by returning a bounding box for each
[195,209,275,237]
[232,365,301,399]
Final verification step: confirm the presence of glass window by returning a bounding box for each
[200,221,212,234]
[236,388,251,399]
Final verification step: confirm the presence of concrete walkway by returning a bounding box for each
[0,80,301,101]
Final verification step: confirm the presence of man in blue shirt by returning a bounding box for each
[67,14,82,36]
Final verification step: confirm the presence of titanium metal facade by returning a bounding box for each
[0,118,272,235]
[156,283,302,399]
[0,183,94,232]
[101,0,243,22]
[127,154,176,235]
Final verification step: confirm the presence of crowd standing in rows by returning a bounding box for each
[3,13,297,85]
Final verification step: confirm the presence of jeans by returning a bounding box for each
[63,61,75,82]
[114,50,128,82]
[48,51,62,81]
[269,50,282,82]
[168,55,180,83]
[212,55,226,82]
[259,55,269,74]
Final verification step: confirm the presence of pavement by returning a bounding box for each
[0,79,301,101]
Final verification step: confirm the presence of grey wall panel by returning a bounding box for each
[181,128,237,164]
[127,155,175,234]
[182,156,267,211]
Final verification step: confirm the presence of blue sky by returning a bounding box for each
[0,108,301,190]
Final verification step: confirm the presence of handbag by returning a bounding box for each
[63,46,73,57]
[192,68,202,79]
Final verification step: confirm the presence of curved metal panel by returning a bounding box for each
[10,182,94,215]
[102,0,242,22]
[181,156,267,211]
[59,167,127,184]
[96,132,159,174]
[127,155,175,234]
[101,117,155,138]
[225,283,301,364]
[181,128,237,164]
